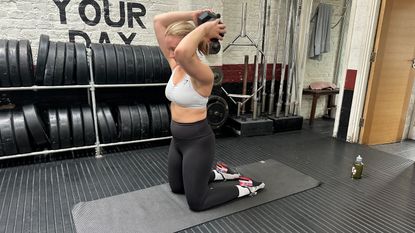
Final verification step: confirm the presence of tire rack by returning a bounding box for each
[0,48,172,161]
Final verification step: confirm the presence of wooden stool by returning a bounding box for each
[303,88,340,126]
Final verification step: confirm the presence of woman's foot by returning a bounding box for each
[214,162,241,181]
[237,176,265,197]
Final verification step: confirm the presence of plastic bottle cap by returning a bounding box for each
[356,155,363,162]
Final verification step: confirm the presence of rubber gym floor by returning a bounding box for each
[0,119,414,233]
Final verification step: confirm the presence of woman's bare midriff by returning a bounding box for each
[170,102,207,123]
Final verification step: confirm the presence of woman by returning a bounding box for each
[153,10,265,211]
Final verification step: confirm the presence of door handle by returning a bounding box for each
[411,59,415,69]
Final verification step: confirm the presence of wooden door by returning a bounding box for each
[360,0,415,145]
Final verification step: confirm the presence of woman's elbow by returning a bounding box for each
[173,47,189,63]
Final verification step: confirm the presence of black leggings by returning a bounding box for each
[168,119,238,211]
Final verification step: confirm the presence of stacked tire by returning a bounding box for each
[35,35,90,85]
[90,44,171,84]
[0,39,35,87]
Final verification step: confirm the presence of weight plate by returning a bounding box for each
[158,104,170,137]
[0,39,11,87]
[158,46,171,83]
[207,95,229,129]
[102,43,118,84]
[149,104,162,138]
[96,106,111,144]
[132,45,145,83]
[114,44,126,84]
[140,46,154,83]
[137,104,150,139]
[117,105,132,141]
[18,40,35,86]
[35,34,50,85]
[81,106,95,146]
[129,105,141,140]
[75,43,89,84]
[53,42,66,86]
[57,108,71,148]
[70,106,84,147]
[64,43,75,85]
[43,41,57,86]
[211,67,224,86]
[90,43,106,84]
[0,110,18,155]
[102,105,118,142]
[46,108,60,150]
[8,40,21,86]
[22,104,49,147]
[150,46,162,83]
[123,45,135,84]
[11,110,32,154]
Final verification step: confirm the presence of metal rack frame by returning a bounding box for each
[0,48,172,161]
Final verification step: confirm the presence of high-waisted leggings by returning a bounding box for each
[168,119,239,211]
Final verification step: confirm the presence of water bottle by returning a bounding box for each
[351,155,364,179]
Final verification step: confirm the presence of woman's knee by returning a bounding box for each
[187,196,207,211]
[169,183,185,194]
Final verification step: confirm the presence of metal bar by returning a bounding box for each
[0,145,97,161]
[261,4,271,113]
[285,0,297,117]
[240,2,248,37]
[220,86,237,105]
[268,0,282,115]
[0,85,91,91]
[242,55,249,114]
[276,0,293,118]
[94,83,167,88]
[99,136,172,148]
[86,48,102,158]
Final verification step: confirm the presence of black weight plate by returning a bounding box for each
[123,45,135,84]
[81,106,95,146]
[137,104,150,139]
[35,34,49,85]
[149,104,162,138]
[64,43,75,85]
[150,46,162,83]
[22,104,49,147]
[102,105,118,142]
[18,40,35,86]
[0,110,18,155]
[90,43,106,84]
[158,46,171,83]
[102,43,118,84]
[43,41,57,86]
[117,105,132,141]
[0,39,11,87]
[46,108,60,150]
[211,66,224,86]
[129,105,141,140]
[96,106,111,144]
[207,96,229,129]
[158,104,170,137]
[53,42,66,86]
[141,46,154,83]
[75,43,90,84]
[57,108,71,148]
[70,106,84,147]
[7,40,21,86]
[114,44,126,84]
[132,45,145,83]
[12,110,32,153]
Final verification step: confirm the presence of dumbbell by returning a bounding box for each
[197,11,224,54]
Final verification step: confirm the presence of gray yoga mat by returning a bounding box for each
[72,159,320,233]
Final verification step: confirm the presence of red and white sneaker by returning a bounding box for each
[239,176,265,196]
[215,162,241,180]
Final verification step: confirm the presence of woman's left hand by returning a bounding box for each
[202,19,227,40]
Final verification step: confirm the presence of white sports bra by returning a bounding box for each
[165,67,209,109]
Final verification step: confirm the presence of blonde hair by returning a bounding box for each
[165,21,209,55]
